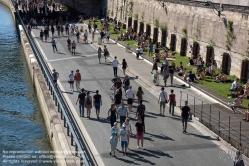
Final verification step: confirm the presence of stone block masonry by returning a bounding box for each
[108,0,249,77]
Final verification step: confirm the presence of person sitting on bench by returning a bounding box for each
[228,97,243,113]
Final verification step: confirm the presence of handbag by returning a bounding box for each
[162,92,168,103]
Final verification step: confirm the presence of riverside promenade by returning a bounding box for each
[30,23,246,166]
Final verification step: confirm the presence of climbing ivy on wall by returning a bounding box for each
[182,27,187,39]
[225,20,235,51]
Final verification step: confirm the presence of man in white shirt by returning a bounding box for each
[112,56,119,76]
[136,46,143,59]
[230,79,239,91]
[158,87,168,115]
[83,30,88,43]
[126,86,134,112]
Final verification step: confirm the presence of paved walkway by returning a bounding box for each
[30,23,246,166]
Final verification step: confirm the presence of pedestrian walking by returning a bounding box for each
[152,72,159,86]
[135,116,145,149]
[71,23,75,33]
[71,41,76,55]
[123,75,130,92]
[60,25,64,36]
[114,78,122,96]
[181,101,191,133]
[111,122,120,150]
[83,30,88,43]
[84,91,92,118]
[68,70,74,92]
[122,59,128,76]
[100,30,105,43]
[106,30,110,43]
[162,67,169,87]
[136,100,145,131]
[108,104,118,127]
[51,25,55,37]
[52,69,59,87]
[168,89,176,116]
[67,37,71,52]
[44,27,48,42]
[158,87,168,115]
[92,31,95,43]
[98,47,102,64]
[114,89,122,110]
[74,69,81,90]
[110,132,118,157]
[151,58,158,74]
[118,102,129,127]
[119,124,128,156]
[112,56,119,76]
[40,29,44,41]
[65,22,69,35]
[136,87,144,105]
[169,65,174,86]
[233,151,245,166]
[123,118,132,148]
[76,31,80,43]
[103,45,109,62]
[148,42,153,58]
[51,38,58,53]
[93,90,102,119]
[126,86,135,112]
[76,88,86,117]
[88,21,92,33]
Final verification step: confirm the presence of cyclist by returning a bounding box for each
[67,38,71,52]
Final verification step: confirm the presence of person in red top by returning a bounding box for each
[168,89,176,116]
[74,69,81,90]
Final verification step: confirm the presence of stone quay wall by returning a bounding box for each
[108,0,249,77]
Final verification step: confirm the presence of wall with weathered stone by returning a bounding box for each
[108,0,249,77]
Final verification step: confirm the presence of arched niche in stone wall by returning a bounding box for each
[161,30,167,47]
[221,53,230,75]
[170,34,176,51]
[128,17,132,28]
[192,41,199,59]
[139,22,144,34]
[240,60,248,83]
[206,47,213,66]
[146,24,151,39]
[180,38,187,56]
[153,27,158,44]
[133,20,138,32]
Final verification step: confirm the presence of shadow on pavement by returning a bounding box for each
[88,117,111,124]
[186,133,218,141]
[145,132,175,141]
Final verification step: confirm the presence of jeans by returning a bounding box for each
[169,73,174,85]
[169,102,175,114]
[120,116,126,127]
[79,103,84,116]
[124,86,129,93]
[75,80,80,90]
[113,67,117,76]
[182,118,188,131]
[52,45,57,52]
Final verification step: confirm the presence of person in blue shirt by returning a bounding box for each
[51,38,58,53]
[148,42,153,58]
[188,71,196,83]
[160,59,168,74]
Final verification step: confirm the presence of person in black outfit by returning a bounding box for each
[108,104,118,127]
[136,100,146,132]
[93,90,102,119]
[181,101,191,133]
[114,89,122,109]
[123,75,130,92]
[122,59,128,76]
[76,88,86,117]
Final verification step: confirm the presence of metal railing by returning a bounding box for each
[180,91,249,153]
[14,5,97,166]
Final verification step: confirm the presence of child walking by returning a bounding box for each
[110,132,117,157]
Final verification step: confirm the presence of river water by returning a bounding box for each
[0,4,53,166]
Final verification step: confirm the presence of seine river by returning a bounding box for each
[0,4,53,166]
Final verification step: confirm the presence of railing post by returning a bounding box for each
[61,111,63,120]
[71,136,74,146]
[80,156,83,166]
[209,105,211,128]
[218,111,220,134]
[67,124,70,136]
[229,116,230,140]
[240,121,241,146]
[64,118,66,127]
[194,97,195,117]
[180,91,182,108]
[75,144,78,157]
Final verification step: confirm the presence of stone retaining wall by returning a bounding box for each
[108,0,249,77]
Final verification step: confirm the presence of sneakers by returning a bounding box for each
[137,146,140,149]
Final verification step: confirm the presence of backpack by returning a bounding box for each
[86,97,91,105]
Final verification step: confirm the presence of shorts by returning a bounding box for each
[72,47,75,49]
[127,98,133,105]
[107,36,110,39]
[69,81,74,84]
[120,141,128,148]
[95,103,100,109]
[160,101,166,108]
[53,80,57,83]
